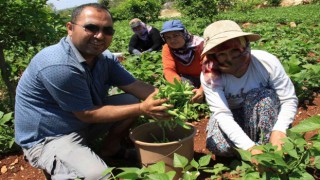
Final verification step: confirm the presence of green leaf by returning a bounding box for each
[115,172,139,179]
[198,154,212,167]
[117,167,140,172]
[0,112,13,125]
[286,149,298,159]
[294,138,307,148]
[236,148,252,162]
[190,159,199,169]
[290,115,320,133]
[282,138,294,150]
[312,142,320,152]
[244,172,261,179]
[289,170,315,180]
[173,153,189,168]
[166,171,176,180]
[314,156,320,169]
[147,173,171,180]
[148,161,166,173]
[101,167,114,177]
[255,153,288,168]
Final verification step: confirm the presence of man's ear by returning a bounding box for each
[66,22,73,36]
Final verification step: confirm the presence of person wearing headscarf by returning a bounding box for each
[160,20,204,103]
[201,20,298,157]
[128,18,164,55]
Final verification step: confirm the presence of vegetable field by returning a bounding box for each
[0,1,319,180]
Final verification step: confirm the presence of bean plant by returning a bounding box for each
[102,115,320,179]
[154,79,195,130]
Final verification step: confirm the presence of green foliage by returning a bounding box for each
[290,115,320,133]
[214,4,320,23]
[102,114,320,179]
[155,79,195,130]
[1,0,319,160]
[234,115,320,179]
[282,55,320,102]
[0,0,65,50]
[108,20,133,52]
[102,161,176,179]
[0,0,66,110]
[0,111,18,154]
[174,0,219,19]
[122,52,164,87]
[110,0,162,21]
[231,0,264,12]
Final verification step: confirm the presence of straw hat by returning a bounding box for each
[201,20,261,56]
[129,18,142,28]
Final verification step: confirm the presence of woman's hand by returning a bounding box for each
[269,130,286,150]
[247,145,263,165]
[191,86,204,103]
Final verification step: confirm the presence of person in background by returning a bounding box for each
[201,20,298,157]
[128,18,164,55]
[160,19,204,103]
[14,3,170,179]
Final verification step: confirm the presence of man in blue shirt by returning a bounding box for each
[14,3,169,179]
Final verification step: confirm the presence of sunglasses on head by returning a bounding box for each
[72,23,115,36]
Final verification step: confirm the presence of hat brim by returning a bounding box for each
[160,27,184,34]
[130,23,141,28]
[201,32,261,56]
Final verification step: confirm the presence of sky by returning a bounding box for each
[47,0,98,10]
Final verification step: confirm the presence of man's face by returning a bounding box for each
[67,7,113,60]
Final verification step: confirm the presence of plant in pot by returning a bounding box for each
[129,79,198,178]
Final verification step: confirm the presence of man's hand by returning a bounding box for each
[191,87,204,103]
[139,90,171,120]
[269,130,286,150]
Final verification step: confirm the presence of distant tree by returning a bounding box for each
[99,0,110,8]
[0,0,65,106]
[111,0,162,21]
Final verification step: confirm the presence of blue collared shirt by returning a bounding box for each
[14,37,135,148]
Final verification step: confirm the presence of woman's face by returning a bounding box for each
[163,31,186,49]
[206,38,250,77]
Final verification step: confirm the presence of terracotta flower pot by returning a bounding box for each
[129,122,196,178]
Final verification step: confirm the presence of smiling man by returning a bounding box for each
[14,3,169,179]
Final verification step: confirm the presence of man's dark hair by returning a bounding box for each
[71,3,112,23]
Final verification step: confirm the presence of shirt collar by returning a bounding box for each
[66,36,86,63]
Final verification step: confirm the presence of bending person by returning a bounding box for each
[160,20,204,103]
[201,20,298,157]
[128,18,164,55]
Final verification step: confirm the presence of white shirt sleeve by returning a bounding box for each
[252,51,298,133]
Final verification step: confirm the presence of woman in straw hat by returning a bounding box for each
[160,20,204,103]
[128,18,164,55]
[201,20,298,156]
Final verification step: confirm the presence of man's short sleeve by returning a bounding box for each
[102,50,136,86]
